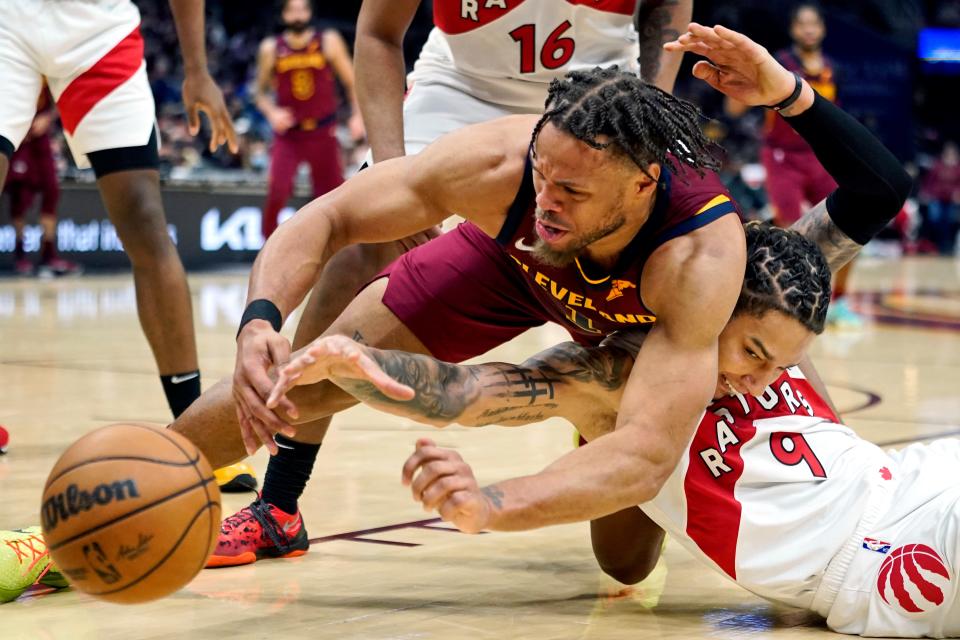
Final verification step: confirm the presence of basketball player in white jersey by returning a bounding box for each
[221,0,696,564]
[0,0,238,426]
[266,27,944,637]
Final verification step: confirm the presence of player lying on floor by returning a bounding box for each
[262,28,941,638]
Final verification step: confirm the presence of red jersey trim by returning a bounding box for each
[684,410,758,578]
[57,27,144,136]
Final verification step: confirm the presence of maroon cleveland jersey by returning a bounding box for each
[274,31,338,129]
[462,156,740,339]
[764,49,838,152]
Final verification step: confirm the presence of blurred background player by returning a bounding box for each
[0,0,254,492]
[214,0,696,567]
[256,0,364,240]
[730,2,861,328]
[918,140,960,255]
[2,87,81,278]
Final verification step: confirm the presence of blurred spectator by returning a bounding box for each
[254,0,364,239]
[919,141,960,254]
[2,89,81,277]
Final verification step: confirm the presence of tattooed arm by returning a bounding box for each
[348,341,632,434]
[790,200,863,274]
[635,0,693,93]
[269,335,635,438]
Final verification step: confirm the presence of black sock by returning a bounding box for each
[40,238,56,264]
[160,370,201,418]
[14,236,24,261]
[261,435,321,515]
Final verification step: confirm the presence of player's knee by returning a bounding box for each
[110,184,177,264]
[597,556,658,585]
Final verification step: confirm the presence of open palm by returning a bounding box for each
[665,23,797,107]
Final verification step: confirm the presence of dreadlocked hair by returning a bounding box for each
[736,222,832,334]
[531,66,721,181]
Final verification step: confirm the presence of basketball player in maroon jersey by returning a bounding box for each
[733,3,860,327]
[255,0,364,240]
[208,0,696,567]
[3,88,81,277]
[182,59,748,565]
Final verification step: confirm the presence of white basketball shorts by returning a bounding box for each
[823,439,960,637]
[0,0,156,168]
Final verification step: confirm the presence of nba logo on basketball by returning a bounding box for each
[876,544,951,614]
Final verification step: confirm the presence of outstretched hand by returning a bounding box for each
[401,438,495,534]
[664,23,798,107]
[266,335,415,414]
[182,71,240,154]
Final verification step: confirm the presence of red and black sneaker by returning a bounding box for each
[206,497,309,568]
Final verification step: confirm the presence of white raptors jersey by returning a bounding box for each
[641,368,895,610]
[409,0,639,111]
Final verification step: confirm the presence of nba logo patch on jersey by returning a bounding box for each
[876,544,951,615]
[863,537,891,554]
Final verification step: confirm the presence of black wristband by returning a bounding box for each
[767,73,803,112]
[237,299,282,339]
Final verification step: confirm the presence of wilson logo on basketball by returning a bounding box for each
[41,480,140,532]
[876,544,951,614]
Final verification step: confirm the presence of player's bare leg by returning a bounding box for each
[96,170,198,379]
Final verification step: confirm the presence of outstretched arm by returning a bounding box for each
[234,116,530,452]
[268,336,635,437]
[168,0,238,153]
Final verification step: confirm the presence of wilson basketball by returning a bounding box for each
[40,424,221,604]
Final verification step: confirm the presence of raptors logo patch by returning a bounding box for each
[877,544,951,614]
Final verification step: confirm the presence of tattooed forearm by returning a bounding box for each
[482,485,505,510]
[635,0,690,92]
[522,342,633,392]
[474,410,547,427]
[334,349,482,422]
[333,342,632,431]
[790,200,863,274]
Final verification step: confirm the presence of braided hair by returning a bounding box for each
[736,222,832,334]
[531,66,720,181]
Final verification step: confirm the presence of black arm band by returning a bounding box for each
[237,299,283,338]
[782,91,912,245]
[768,73,803,112]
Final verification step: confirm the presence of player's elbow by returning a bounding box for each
[620,435,675,504]
[634,464,672,505]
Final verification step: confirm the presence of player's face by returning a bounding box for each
[283,0,312,32]
[715,310,815,399]
[791,8,825,51]
[530,124,655,267]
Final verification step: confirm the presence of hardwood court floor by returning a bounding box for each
[1,256,959,639]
